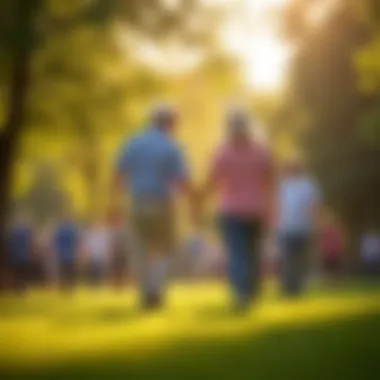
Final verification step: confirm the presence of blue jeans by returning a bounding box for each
[219,215,262,300]
[278,231,310,296]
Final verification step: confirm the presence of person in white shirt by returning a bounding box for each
[276,159,320,296]
[83,220,111,287]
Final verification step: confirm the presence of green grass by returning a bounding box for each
[1,281,380,379]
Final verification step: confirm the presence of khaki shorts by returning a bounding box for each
[132,202,176,253]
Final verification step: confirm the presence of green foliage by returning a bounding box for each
[0,0,211,220]
[354,36,380,94]
[283,1,380,241]
[356,0,380,26]
[359,100,380,147]
[20,163,68,224]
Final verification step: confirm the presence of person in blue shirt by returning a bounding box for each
[53,216,80,291]
[7,216,34,292]
[115,104,198,309]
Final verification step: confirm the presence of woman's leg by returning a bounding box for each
[219,215,248,303]
[245,220,263,300]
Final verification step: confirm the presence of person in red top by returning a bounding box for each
[203,110,274,311]
[319,214,345,281]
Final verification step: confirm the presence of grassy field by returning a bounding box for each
[1,281,380,379]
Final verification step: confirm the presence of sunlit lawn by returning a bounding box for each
[1,281,380,379]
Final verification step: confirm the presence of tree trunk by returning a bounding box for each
[0,0,39,288]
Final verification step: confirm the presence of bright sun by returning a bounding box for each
[244,33,290,91]
[126,0,292,93]
[221,0,291,92]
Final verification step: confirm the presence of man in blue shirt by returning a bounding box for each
[115,104,197,309]
[53,216,80,291]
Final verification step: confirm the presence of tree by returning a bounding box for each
[0,0,40,269]
[0,0,210,275]
[353,0,380,150]
[280,0,380,270]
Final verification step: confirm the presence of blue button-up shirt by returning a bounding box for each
[116,127,188,201]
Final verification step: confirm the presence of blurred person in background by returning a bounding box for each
[196,238,225,280]
[35,221,56,287]
[30,222,54,288]
[318,213,345,285]
[262,234,279,280]
[203,109,274,311]
[53,214,81,291]
[114,103,198,309]
[108,210,130,290]
[6,213,34,293]
[180,229,206,279]
[276,159,320,297]
[83,217,110,288]
[360,228,380,279]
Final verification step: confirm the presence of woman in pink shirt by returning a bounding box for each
[203,111,273,310]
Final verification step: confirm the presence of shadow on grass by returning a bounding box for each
[51,306,143,327]
[0,301,54,319]
[3,310,380,380]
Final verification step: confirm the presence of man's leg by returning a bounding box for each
[146,206,175,307]
[130,210,155,306]
[149,254,171,296]
[133,231,168,308]
[132,203,175,309]
[132,236,151,303]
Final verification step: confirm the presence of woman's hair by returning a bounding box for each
[225,109,252,140]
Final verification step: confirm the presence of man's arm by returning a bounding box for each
[201,147,224,201]
[179,178,202,226]
[170,146,201,226]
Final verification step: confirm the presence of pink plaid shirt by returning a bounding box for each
[210,141,272,218]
